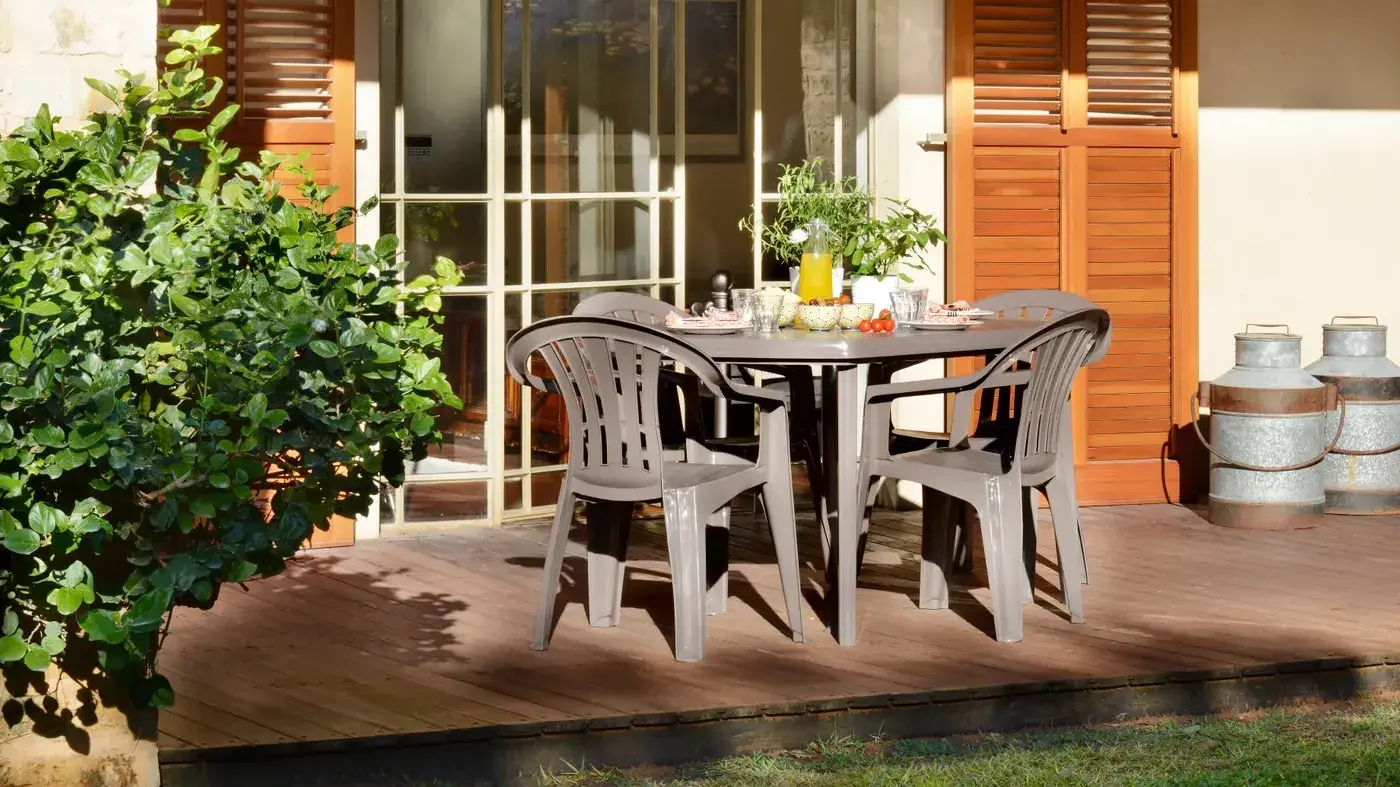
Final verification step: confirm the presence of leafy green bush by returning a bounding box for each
[0,26,461,706]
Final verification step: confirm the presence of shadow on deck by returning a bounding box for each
[156,503,1400,786]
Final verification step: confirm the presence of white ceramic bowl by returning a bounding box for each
[797,304,841,331]
[839,302,875,329]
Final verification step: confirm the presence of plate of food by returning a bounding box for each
[908,314,980,331]
[927,300,995,318]
[663,311,750,335]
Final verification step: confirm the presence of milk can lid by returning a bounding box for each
[1234,323,1299,342]
[1322,316,1386,332]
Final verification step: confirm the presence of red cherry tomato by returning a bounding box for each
[880,319,896,333]
[858,319,873,333]
[878,309,892,321]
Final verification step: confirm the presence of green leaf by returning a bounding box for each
[189,498,216,519]
[0,635,26,663]
[141,674,176,709]
[173,127,205,142]
[126,149,160,187]
[244,392,267,426]
[206,104,240,137]
[80,610,124,644]
[25,301,62,317]
[374,234,399,256]
[29,425,65,447]
[309,340,339,358]
[40,633,65,656]
[24,647,52,671]
[3,530,40,554]
[2,611,16,636]
[226,561,258,583]
[28,503,64,536]
[126,588,174,634]
[410,413,435,437]
[0,511,18,533]
[274,267,303,289]
[47,587,86,615]
[209,472,230,489]
[434,256,457,278]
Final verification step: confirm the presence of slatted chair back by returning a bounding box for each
[507,316,730,498]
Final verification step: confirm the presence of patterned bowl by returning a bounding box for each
[838,302,875,329]
[779,299,800,327]
[797,304,841,331]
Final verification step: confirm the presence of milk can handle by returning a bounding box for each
[1330,315,1380,325]
[1190,386,1345,472]
[1244,323,1290,335]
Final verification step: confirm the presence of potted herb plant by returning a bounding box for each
[845,199,948,314]
[738,158,871,291]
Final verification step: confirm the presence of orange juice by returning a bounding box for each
[796,251,834,302]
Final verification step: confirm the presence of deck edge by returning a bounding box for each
[159,655,1400,787]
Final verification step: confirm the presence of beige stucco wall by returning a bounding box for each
[0,0,156,133]
[1199,0,1400,379]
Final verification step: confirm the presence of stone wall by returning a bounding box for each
[0,0,156,133]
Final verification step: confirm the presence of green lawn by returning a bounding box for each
[542,694,1400,786]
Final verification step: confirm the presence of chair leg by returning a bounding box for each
[1044,476,1087,623]
[663,486,708,662]
[976,473,1025,643]
[919,487,958,610]
[1020,488,1038,604]
[762,481,806,643]
[803,431,825,528]
[1055,454,1090,586]
[533,484,575,651]
[705,505,731,615]
[585,500,633,628]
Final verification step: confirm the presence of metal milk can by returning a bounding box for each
[1306,317,1400,514]
[1197,326,1335,530]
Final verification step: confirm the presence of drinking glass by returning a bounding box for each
[889,289,923,331]
[753,292,784,333]
[905,286,929,317]
[731,288,755,324]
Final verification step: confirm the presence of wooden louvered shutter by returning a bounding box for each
[156,0,355,215]
[949,0,1198,505]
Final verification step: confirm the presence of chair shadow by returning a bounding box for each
[506,548,795,659]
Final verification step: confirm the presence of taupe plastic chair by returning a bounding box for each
[854,309,1110,642]
[507,315,805,662]
[884,290,1110,597]
[574,292,824,614]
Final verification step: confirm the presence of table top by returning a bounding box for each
[679,319,1044,365]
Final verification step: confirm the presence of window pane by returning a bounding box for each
[761,0,850,190]
[412,296,489,477]
[503,295,524,472]
[529,285,654,322]
[520,0,654,193]
[399,0,490,194]
[404,481,489,523]
[403,203,489,287]
[380,0,399,193]
[531,199,652,284]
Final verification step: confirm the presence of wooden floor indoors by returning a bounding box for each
[157,501,1400,751]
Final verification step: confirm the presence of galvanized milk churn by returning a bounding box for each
[1196,326,1337,529]
[1305,317,1400,514]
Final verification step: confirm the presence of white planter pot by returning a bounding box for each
[786,265,846,297]
[851,275,900,314]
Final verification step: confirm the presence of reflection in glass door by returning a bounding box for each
[378,0,685,526]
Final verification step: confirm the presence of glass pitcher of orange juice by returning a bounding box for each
[794,219,834,302]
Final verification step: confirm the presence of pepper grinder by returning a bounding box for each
[710,269,732,311]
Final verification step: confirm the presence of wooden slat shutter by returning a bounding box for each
[1086,1,1174,126]
[156,0,354,213]
[972,148,1062,298]
[973,0,1063,126]
[950,0,1197,505]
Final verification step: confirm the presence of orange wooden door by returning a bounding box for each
[948,0,1198,505]
[159,0,358,546]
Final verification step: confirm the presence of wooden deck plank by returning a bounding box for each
[158,504,1400,750]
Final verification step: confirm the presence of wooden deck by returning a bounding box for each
[157,503,1400,752]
